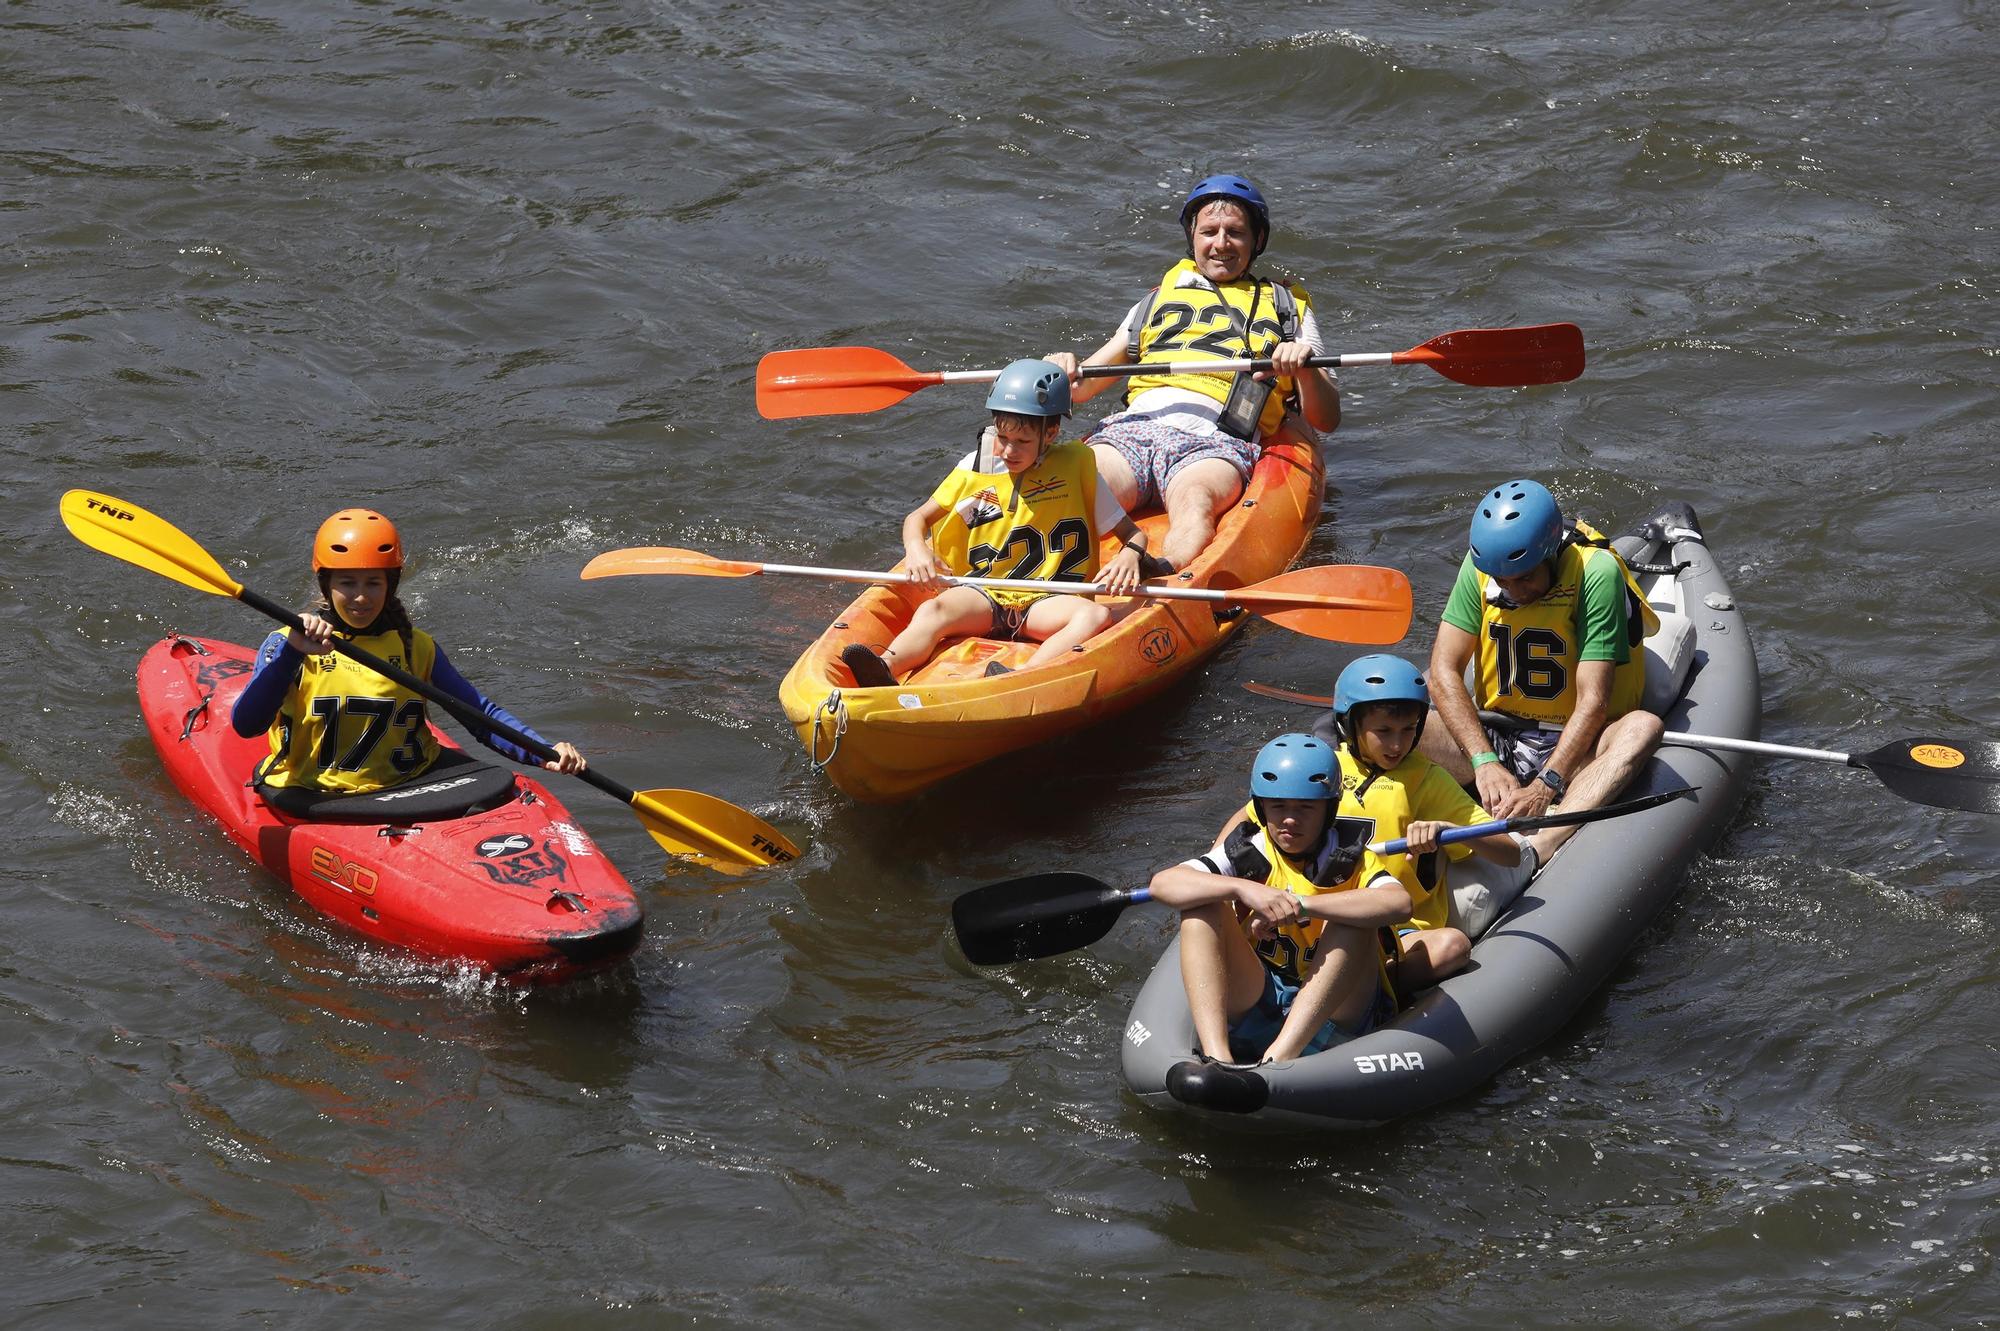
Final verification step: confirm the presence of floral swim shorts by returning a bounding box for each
[1089,416,1261,510]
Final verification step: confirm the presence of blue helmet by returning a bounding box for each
[985,358,1070,418]
[1181,174,1270,257]
[1468,479,1565,578]
[1332,654,1430,747]
[1249,733,1336,801]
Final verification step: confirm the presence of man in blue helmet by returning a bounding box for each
[1423,479,1664,862]
[1044,174,1341,574]
[842,359,1152,687]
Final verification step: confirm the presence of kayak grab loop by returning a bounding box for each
[171,636,211,655]
[547,889,589,915]
[376,825,421,839]
[179,696,209,741]
[809,691,847,773]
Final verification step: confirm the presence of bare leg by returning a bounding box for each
[1179,902,1269,1061]
[1528,710,1666,860]
[1018,594,1113,668]
[1158,457,1247,571]
[1261,923,1380,1062]
[1389,926,1470,992]
[880,587,992,677]
[1089,442,1143,513]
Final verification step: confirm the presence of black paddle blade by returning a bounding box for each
[951,872,1136,966]
[1860,739,2000,814]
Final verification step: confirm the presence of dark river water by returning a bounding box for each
[7,1,1997,1324]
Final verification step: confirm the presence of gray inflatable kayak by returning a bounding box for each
[1119,501,1759,1128]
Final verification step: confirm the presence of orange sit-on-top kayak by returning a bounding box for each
[777,422,1325,802]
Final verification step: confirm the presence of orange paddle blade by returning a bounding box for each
[1395,323,1585,387]
[581,547,763,580]
[1229,564,1413,645]
[756,346,945,419]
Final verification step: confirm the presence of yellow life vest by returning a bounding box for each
[925,439,1101,610]
[1474,524,1662,726]
[1334,748,1488,932]
[1123,259,1309,438]
[1230,806,1400,1004]
[260,626,442,793]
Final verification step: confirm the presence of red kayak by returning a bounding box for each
[138,636,644,981]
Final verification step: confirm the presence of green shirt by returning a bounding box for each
[1440,550,1631,665]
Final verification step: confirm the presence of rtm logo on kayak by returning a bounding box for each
[1353,1051,1424,1074]
[308,846,378,897]
[85,497,138,522]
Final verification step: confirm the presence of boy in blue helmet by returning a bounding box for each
[842,359,1152,687]
[1044,174,1341,574]
[1148,734,1408,1077]
[1321,654,1529,982]
[1425,479,1664,863]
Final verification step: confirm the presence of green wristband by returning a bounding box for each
[1470,751,1501,769]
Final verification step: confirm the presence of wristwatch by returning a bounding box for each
[1537,766,1568,799]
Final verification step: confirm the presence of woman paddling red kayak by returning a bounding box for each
[230,508,589,809]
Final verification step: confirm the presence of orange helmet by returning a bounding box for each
[312,509,404,571]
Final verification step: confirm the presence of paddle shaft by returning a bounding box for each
[719,560,1375,610]
[1658,732,1855,766]
[1251,683,1860,766]
[783,353,1410,393]
[235,587,646,809]
[1369,787,1696,855]
[957,790,1686,961]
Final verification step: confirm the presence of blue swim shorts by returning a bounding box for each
[1226,966,1395,1064]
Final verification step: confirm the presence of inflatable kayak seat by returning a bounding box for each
[255,748,520,824]
[1640,610,1696,716]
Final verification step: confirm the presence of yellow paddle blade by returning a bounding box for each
[581,547,764,580]
[60,489,243,598]
[629,787,800,870]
